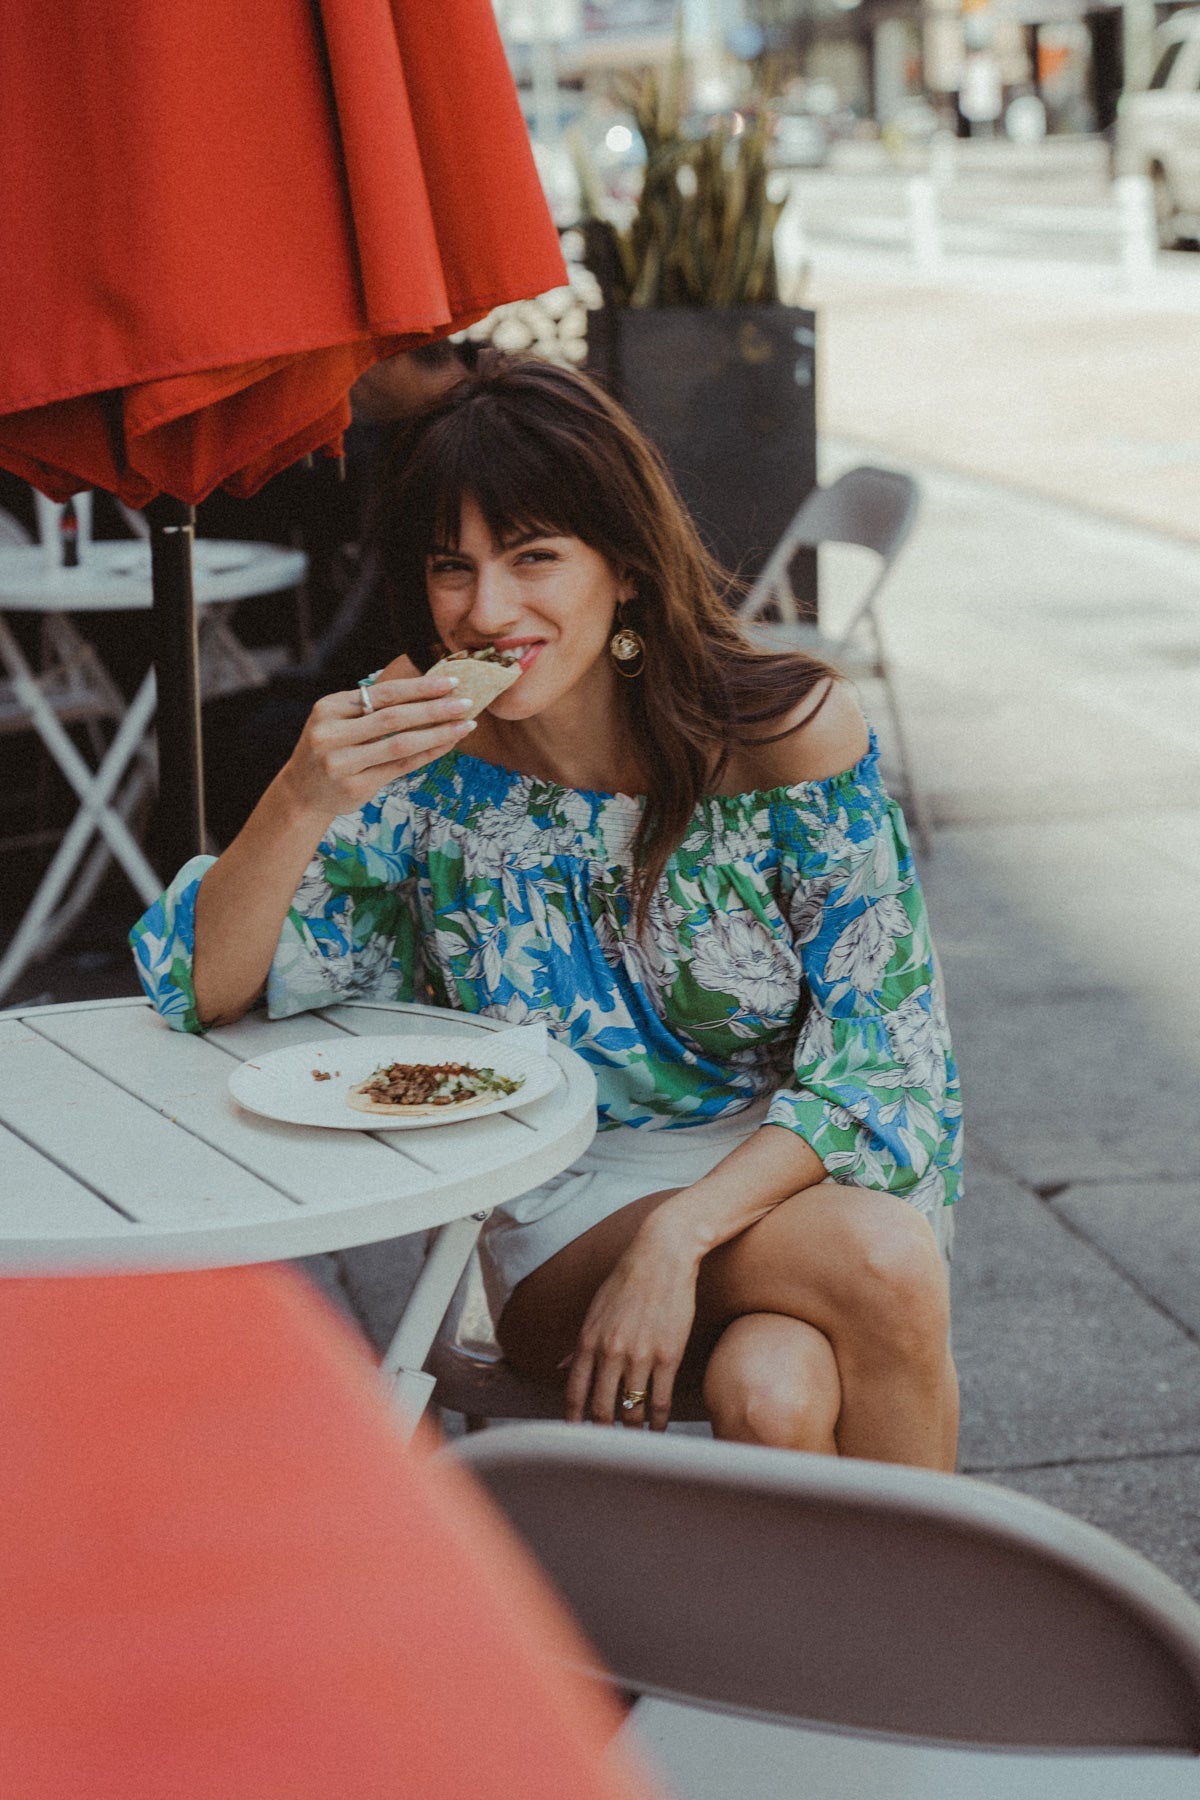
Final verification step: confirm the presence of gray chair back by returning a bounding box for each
[779,464,919,562]
[743,465,919,635]
[449,1424,1200,1754]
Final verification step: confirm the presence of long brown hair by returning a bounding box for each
[372,352,836,925]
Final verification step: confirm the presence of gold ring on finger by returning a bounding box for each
[620,1389,648,1411]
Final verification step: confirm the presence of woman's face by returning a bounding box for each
[425,495,632,723]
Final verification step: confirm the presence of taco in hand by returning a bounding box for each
[427,647,522,719]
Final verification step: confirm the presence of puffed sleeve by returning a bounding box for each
[766,753,963,1214]
[129,788,422,1034]
[129,853,215,1033]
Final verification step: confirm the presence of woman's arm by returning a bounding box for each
[190,662,476,1027]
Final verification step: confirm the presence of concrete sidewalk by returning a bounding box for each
[808,264,1200,548]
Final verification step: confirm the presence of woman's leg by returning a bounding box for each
[701,1313,841,1453]
[496,1179,957,1470]
[697,1184,958,1471]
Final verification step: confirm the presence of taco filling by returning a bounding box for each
[439,647,523,668]
[347,1060,524,1115]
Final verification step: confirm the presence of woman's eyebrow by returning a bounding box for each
[500,527,563,548]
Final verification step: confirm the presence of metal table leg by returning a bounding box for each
[379,1211,490,1439]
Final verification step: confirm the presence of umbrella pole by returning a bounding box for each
[146,496,205,875]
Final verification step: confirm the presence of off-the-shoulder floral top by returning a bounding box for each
[131,734,961,1219]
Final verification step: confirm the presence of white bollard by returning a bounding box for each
[773,189,811,299]
[906,175,945,277]
[928,131,957,188]
[1114,174,1158,290]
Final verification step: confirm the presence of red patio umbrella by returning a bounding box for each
[0,1266,661,1799]
[0,0,565,872]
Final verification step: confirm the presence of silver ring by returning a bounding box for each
[358,682,374,715]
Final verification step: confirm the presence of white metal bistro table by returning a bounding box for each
[0,996,598,1432]
[0,536,308,1003]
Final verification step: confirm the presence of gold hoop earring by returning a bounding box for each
[609,607,645,679]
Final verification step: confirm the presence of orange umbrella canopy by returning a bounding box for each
[0,0,566,505]
[0,1266,660,1799]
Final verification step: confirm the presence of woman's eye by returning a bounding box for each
[428,558,470,577]
[517,549,556,565]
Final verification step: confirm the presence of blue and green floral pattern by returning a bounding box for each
[131,734,961,1219]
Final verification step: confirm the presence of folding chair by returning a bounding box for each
[448,1424,1200,1798]
[0,502,154,982]
[0,495,307,1001]
[740,464,933,855]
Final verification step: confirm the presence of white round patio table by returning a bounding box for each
[0,996,598,1430]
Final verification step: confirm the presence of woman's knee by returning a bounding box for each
[834,1198,950,1369]
[703,1315,840,1451]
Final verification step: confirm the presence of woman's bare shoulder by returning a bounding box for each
[735,677,871,791]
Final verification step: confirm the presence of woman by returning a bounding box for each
[132,354,962,1467]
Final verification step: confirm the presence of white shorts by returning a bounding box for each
[477,1097,957,1325]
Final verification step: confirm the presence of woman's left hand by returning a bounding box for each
[563,1221,702,1431]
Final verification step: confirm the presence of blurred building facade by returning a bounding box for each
[495,0,1195,142]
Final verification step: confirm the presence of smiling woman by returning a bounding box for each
[130,353,962,1472]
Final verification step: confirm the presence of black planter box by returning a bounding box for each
[594,302,817,603]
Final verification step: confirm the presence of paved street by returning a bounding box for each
[780,141,1200,551]
[787,135,1200,278]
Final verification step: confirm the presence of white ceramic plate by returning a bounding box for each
[227,1034,561,1131]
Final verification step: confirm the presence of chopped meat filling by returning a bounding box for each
[440,647,522,667]
[360,1060,522,1107]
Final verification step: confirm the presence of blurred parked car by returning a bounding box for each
[1117,8,1200,246]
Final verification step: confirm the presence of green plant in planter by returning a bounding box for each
[568,52,815,592]
[584,58,786,309]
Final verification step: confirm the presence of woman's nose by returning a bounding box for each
[468,561,519,633]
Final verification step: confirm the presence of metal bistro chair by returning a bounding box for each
[449,1423,1200,1800]
[739,464,933,856]
[0,500,147,956]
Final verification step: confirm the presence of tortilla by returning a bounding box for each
[428,650,522,719]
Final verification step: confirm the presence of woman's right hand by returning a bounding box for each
[278,657,477,827]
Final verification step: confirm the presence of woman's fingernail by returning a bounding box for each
[456,718,477,734]
[438,675,460,688]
